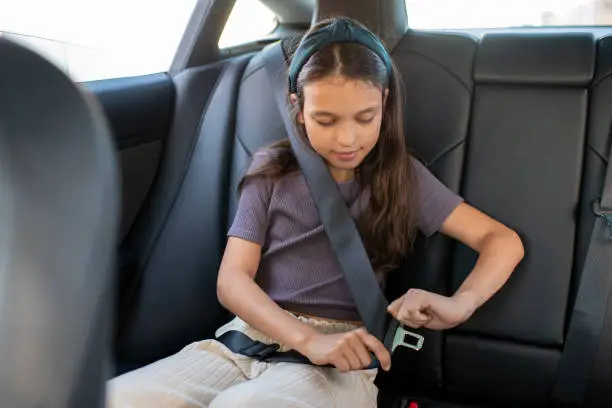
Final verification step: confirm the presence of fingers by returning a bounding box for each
[387,294,403,315]
[339,332,364,370]
[328,331,364,373]
[403,309,431,328]
[331,328,391,372]
[388,288,433,328]
[329,354,351,373]
[358,330,391,371]
[346,329,372,368]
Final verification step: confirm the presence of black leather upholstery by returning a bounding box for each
[444,33,595,407]
[228,47,293,219]
[0,38,119,408]
[475,33,595,85]
[378,29,478,395]
[115,55,252,371]
[457,84,588,343]
[113,25,612,408]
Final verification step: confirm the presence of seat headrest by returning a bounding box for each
[312,0,408,51]
[0,38,119,408]
[475,32,595,85]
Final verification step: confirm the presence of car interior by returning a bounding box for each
[1,0,612,407]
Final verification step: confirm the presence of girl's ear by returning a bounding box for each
[290,93,305,124]
[383,88,389,106]
[290,93,300,107]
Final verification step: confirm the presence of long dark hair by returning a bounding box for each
[241,17,417,274]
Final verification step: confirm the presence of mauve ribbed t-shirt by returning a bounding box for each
[227,149,464,322]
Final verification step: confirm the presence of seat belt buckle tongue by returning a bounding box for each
[392,325,424,352]
[240,342,280,361]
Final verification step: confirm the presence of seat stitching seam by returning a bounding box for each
[235,134,252,157]
[140,62,231,267]
[586,143,608,163]
[394,48,473,95]
[591,69,612,90]
[427,138,466,167]
[241,61,265,84]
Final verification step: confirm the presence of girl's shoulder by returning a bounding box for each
[240,146,301,195]
[245,144,301,180]
[247,147,276,174]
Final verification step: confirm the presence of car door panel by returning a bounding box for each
[86,73,175,237]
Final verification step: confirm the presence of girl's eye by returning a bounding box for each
[316,120,335,127]
[356,117,374,125]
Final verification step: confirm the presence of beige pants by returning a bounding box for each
[106,313,379,408]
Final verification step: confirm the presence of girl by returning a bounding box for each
[107,17,524,408]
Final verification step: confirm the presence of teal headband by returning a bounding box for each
[288,19,392,94]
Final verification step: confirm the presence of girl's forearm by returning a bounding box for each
[454,228,524,312]
[217,271,317,352]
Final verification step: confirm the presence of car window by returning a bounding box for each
[219,0,277,49]
[405,0,612,29]
[0,0,198,82]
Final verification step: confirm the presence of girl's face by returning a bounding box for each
[293,75,387,182]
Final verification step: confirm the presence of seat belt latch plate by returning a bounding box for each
[392,326,424,352]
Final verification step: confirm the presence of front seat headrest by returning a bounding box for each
[0,38,120,408]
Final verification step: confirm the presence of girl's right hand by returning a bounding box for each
[297,328,391,372]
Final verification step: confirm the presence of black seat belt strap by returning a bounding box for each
[216,330,329,366]
[551,134,612,405]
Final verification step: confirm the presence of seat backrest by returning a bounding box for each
[379,29,479,393]
[0,39,119,408]
[445,32,596,406]
[114,54,253,372]
[227,41,302,218]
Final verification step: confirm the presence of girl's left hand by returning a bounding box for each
[387,289,478,330]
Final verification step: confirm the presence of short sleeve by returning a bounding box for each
[412,158,464,237]
[227,151,274,246]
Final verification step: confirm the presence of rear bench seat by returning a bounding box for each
[380,32,612,408]
[114,28,612,407]
[442,32,593,406]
